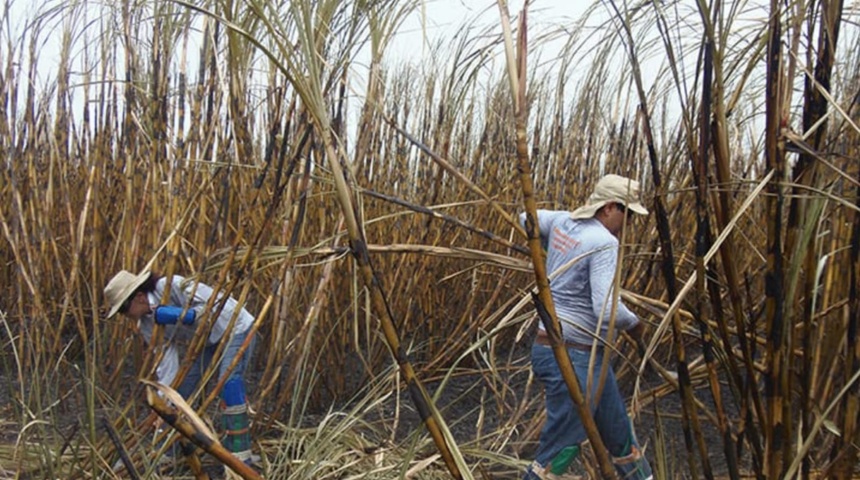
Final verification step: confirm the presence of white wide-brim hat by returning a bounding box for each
[104,269,150,317]
[570,174,649,220]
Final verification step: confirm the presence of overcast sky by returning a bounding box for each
[388,0,590,62]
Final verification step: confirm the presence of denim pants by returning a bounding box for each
[525,344,652,479]
[178,328,256,402]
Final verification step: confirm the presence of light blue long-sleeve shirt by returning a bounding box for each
[138,275,255,385]
[521,210,639,345]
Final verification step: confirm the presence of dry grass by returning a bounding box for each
[0,0,859,478]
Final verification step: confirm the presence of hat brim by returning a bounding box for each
[107,270,151,318]
[626,201,648,215]
[570,201,608,220]
[569,200,648,220]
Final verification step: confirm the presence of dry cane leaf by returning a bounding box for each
[405,454,441,479]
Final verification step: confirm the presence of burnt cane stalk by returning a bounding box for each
[707,6,766,474]
[838,167,860,479]
[605,0,710,477]
[497,3,617,478]
[788,0,844,477]
[763,0,788,475]
[693,10,739,477]
[145,383,260,480]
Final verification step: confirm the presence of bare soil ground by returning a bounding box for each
[378,362,733,478]
[311,332,745,479]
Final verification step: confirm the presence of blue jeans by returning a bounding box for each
[178,328,256,402]
[525,344,652,479]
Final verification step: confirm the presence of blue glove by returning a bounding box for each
[154,305,196,326]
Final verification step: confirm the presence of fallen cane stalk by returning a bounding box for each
[143,380,262,480]
[102,417,140,480]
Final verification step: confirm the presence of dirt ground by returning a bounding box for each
[217,330,746,479]
[316,332,744,480]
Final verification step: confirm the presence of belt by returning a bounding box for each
[533,330,593,351]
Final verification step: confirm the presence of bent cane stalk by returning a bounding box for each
[270,2,470,477]
[495,3,617,478]
[144,381,261,480]
[157,4,471,475]
[605,0,709,477]
[314,121,469,480]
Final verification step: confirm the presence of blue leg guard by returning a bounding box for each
[221,378,252,463]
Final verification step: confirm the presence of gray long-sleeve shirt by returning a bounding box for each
[522,210,639,345]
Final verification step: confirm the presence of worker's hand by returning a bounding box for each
[627,321,646,342]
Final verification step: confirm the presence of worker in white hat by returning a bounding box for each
[522,174,653,480]
[105,270,256,465]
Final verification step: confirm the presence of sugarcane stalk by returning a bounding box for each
[837,170,860,479]
[360,188,530,255]
[708,32,767,480]
[103,417,140,480]
[496,2,617,478]
[692,3,740,476]
[787,1,845,477]
[763,0,788,474]
[605,0,711,476]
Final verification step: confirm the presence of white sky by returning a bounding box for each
[404,0,588,40]
[387,0,591,66]
[347,0,607,109]
[4,0,594,92]
[0,0,602,138]
[11,0,858,149]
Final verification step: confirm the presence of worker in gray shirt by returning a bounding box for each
[522,174,653,480]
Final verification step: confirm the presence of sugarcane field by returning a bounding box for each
[1,0,860,478]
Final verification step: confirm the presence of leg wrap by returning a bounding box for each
[527,459,586,480]
[221,378,252,462]
[612,444,653,480]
